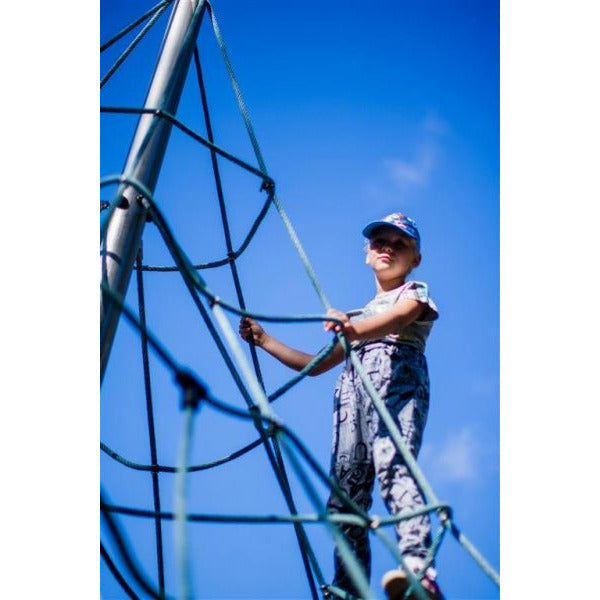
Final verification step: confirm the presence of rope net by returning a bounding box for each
[100,2,499,598]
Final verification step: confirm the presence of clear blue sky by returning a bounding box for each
[100,1,499,598]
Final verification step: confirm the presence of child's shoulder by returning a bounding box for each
[400,280,439,320]
[399,280,431,297]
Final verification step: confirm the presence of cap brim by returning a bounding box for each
[362,221,417,241]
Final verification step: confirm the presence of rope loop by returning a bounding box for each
[134,194,155,222]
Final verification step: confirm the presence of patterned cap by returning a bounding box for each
[362,212,421,249]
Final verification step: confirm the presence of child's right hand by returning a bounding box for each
[239,317,267,347]
[324,309,350,333]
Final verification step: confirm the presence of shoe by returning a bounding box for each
[381,569,444,600]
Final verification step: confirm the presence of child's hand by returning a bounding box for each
[324,309,349,333]
[239,317,267,347]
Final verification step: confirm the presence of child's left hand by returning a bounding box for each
[324,309,350,333]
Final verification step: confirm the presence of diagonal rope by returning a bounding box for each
[101,0,172,52]
[101,488,170,600]
[206,1,332,309]
[101,0,172,88]
[101,542,140,600]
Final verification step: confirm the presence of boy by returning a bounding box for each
[239,213,442,599]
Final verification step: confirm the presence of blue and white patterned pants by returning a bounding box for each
[327,342,432,594]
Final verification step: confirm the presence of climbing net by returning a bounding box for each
[100,2,500,598]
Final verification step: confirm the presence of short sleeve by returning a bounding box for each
[398,281,439,322]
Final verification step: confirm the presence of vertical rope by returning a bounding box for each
[135,247,166,595]
[174,405,196,600]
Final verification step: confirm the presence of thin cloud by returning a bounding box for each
[422,427,478,483]
[363,113,449,204]
[383,143,437,186]
[423,113,450,135]
[381,113,448,189]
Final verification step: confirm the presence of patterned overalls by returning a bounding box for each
[326,281,437,595]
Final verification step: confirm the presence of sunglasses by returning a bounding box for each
[368,236,413,252]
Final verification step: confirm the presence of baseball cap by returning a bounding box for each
[362,212,421,249]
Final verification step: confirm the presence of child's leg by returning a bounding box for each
[327,368,376,595]
[372,347,434,573]
[376,440,432,563]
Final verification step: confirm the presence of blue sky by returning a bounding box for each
[99,1,499,598]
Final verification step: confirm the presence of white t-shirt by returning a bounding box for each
[349,281,439,352]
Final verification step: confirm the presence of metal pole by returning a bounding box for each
[101,0,206,380]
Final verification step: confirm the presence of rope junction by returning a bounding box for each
[100,2,500,598]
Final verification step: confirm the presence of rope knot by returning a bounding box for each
[248,404,262,419]
[267,417,283,437]
[175,369,208,410]
[260,178,275,194]
[437,505,453,528]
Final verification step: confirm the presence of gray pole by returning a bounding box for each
[101,0,205,380]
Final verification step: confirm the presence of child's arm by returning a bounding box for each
[239,317,345,376]
[325,299,425,343]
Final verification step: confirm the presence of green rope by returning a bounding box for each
[174,405,196,600]
[101,1,171,88]
[101,489,169,599]
[100,439,263,473]
[102,503,372,528]
[207,1,332,309]
[101,542,140,600]
[101,0,172,52]
[100,106,273,185]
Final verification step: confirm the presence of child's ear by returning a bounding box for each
[412,253,422,268]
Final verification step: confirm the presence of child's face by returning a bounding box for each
[365,226,421,283]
